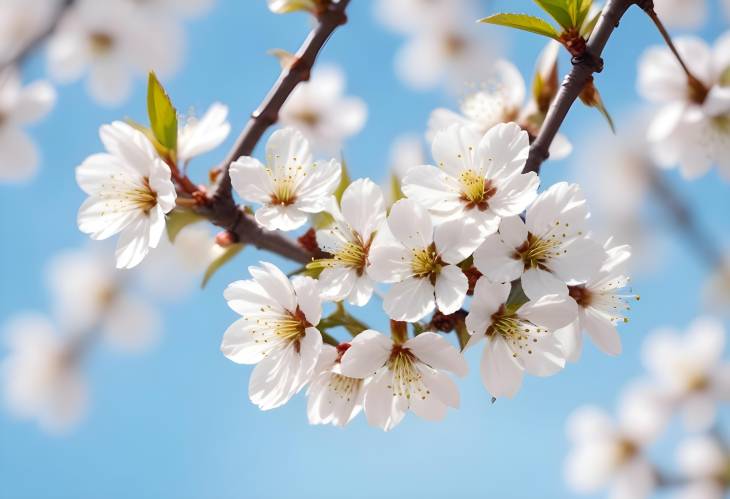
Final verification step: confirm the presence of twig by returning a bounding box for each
[195,0,351,264]
[523,0,637,174]
[0,0,74,71]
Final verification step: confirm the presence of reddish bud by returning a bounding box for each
[298,227,320,254]
[215,230,238,247]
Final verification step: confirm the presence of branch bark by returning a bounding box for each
[195,0,351,264]
[523,0,637,174]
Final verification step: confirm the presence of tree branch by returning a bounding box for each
[195,0,351,264]
[0,0,74,71]
[523,0,637,174]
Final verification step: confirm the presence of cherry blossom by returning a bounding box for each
[0,0,63,66]
[0,68,56,182]
[675,435,729,499]
[465,277,577,398]
[368,198,484,322]
[221,262,323,411]
[653,0,707,30]
[340,329,467,431]
[638,33,730,179]
[76,121,177,269]
[177,103,231,165]
[230,127,341,231]
[402,122,538,234]
[306,344,365,427]
[312,178,386,306]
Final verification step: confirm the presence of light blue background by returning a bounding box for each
[1,1,729,498]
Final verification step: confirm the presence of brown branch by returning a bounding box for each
[523,0,637,174]
[195,0,351,264]
[0,0,74,71]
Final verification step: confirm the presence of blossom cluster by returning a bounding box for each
[565,317,730,499]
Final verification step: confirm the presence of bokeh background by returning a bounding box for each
[1,1,729,498]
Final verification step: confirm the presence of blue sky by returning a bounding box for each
[1,1,729,498]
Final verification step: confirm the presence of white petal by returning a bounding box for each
[363,368,406,431]
[255,204,308,231]
[230,156,274,204]
[477,122,530,179]
[481,335,524,398]
[292,275,322,325]
[383,277,436,322]
[387,198,433,250]
[521,268,568,300]
[434,265,468,314]
[249,262,297,313]
[434,218,485,265]
[582,307,622,356]
[401,164,460,214]
[340,329,392,378]
[519,294,578,331]
[405,332,468,377]
[340,178,386,240]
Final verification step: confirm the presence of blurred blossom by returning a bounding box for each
[382,133,424,206]
[177,102,231,165]
[703,258,730,317]
[0,0,62,65]
[652,0,707,30]
[642,317,730,431]
[47,246,161,353]
[675,435,729,499]
[47,0,183,106]
[637,32,730,180]
[2,313,87,433]
[278,65,366,154]
[0,68,56,182]
[127,0,215,18]
[564,390,662,499]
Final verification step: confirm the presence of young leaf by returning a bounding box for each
[147,72,178,157]
[202,243,245,288]
[479,13,560,40]
[533,0,574,30]
[166,208,205,242]
[580,7,602,37]
[573,0,594,29]
[580,80,615,133]
[126,119,169,159]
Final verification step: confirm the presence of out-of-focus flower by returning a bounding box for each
[556,240,637,362]
[474,182,604,300]
[340,329,467,431]
[0,0,62,66]
[675,435,729,499]
[76,121,176,269]
[313,178,386,306]
[307,343,365,427]
[47,0,182,106]
[638,33,730,179]
[369,199,483,322]
[642,317,730,431]
[268,0,322,15]
[279,66,366,154]
[47,246,162,352]
[652,0,707,30]
[564,387,665,499]
[402,123,538,235]
[129,0,215,18]
[0,68,55,182]
[2,313,87,433]
[221,262,323,411]
[465,278,576,398]
[383,133,424,206]
[177,103,230,165]
[230,127,341,231]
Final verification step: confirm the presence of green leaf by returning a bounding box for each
[593,98,616,133]
[126,119,169,158]
[147,72,178,158]
[389,173,405,206]
[573,0,594,29]
[533,0,574,30]
[480,13,560,40]
[166,208,205,242]
[201,243,245,288]
[580,80,615,133]
[719,66,730,87]
[580,7,602,37]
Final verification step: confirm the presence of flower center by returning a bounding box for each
[270,177,297,206]
[307,232,372,276]
[458,169,497,210]
[128,177,158,214]
[568,285,593,308]
[486,305,545,356]
[615,439,639,465]
[712,114,730,134]
[273,307,310,348]
[387,346,429,401]
[294,109,321,127]
[513,232,561,270]
[443,34,466,56]
[411,243,442,282]
[687,76,710,105]
[89,32,115,55]
[327,373,362,402]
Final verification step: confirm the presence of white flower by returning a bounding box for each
[675,436,728,499]
[279,66,367,154]
[340,329,468,431]
[465,277,576,398]
[268,0,320,14]
[0,68,56,182]
[427,58,572,160]
[47,0,182,105]
[221,262,324,411]
[564,388,664,499]
[0,0,62,66]
[2,313,87,433]
[374,0,455,34]
[313,178,386,306]
[47,246,161,352]
[653,0,707,30]
[642,317,730,431]
[473,182,605,300]
[129,0,214,18]
[369,198,484,322]
[402,122,538,235]
[230,127,342,231]
[555,240,637,362]
[76,121,177,269]
[307,343,365,427]
[177,102,230,164]
[638,33,730,179]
